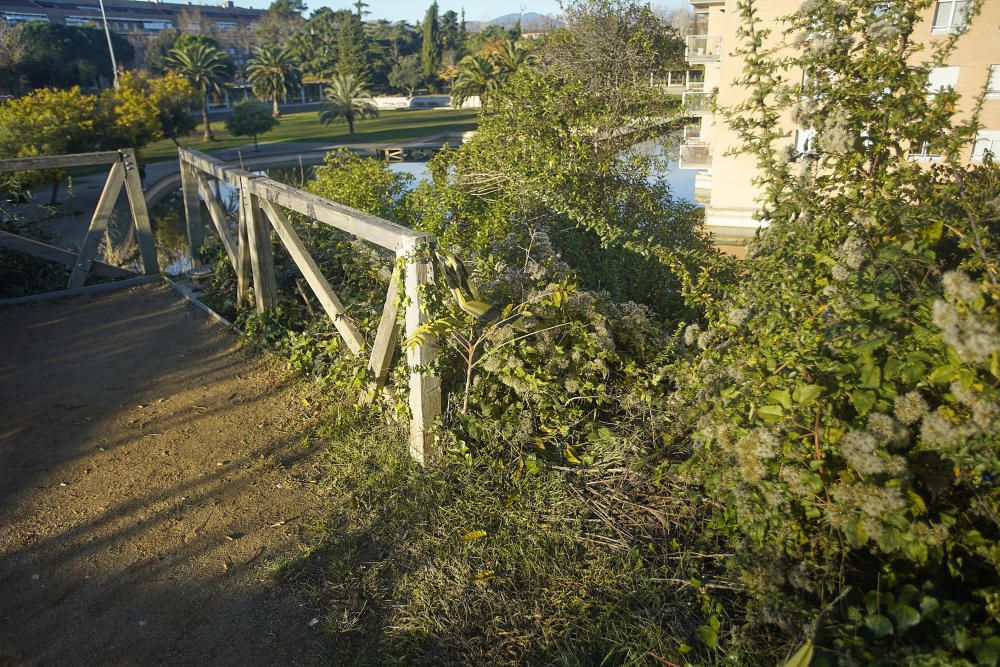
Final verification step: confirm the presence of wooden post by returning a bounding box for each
[67,162,125,288]
[235,182,252,307]
[401,237,441,465]
[240,175,278,313]
[120,149,159,276]
[179,161,204,265]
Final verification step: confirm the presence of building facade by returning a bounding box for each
[0,0,262,34]
[681,0,1000,253]
[0,0,263,69]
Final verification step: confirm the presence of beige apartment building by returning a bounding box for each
[680,0,1000,253]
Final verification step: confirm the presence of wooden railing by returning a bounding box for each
[0,149,159,289]
[177,147,441,464]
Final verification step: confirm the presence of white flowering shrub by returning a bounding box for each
[674,0,1000,663]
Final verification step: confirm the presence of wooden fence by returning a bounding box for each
[177,147,441,464]
[0,149,159,290]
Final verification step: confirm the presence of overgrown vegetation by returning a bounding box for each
[202,0,999,664]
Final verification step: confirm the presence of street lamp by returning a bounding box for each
[97,0,120,90]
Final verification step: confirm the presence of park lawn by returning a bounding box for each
[139,108,480,163]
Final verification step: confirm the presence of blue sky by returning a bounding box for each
[231,0,690,24]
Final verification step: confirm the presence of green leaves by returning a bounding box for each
[865,613,894,638]
[849,389,877,416]
[758,404,785,423]
[695,614,721,649]
[793,384,823,406]
[888,604,921,633]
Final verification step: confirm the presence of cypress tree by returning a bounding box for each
[337,9,369,80]
[420,1,441,92]
[459,9,468,57]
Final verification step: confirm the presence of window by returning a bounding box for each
[932,0,970,34]
[909,141,942,161]
[972,131,1000,162]
[987,65,1000,99]
[927,66,960,92]
[796,128,817,156]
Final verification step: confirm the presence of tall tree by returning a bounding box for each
[247,45,300,117]
[167,40,230,140]
[285,8,343,79]
[420,1,441,92]
[0,21,24,95]
[319,73,377,135]
[440,10,460,53]
[15,23,134,90]
[459,9,468,55]
[144,28,180,74]
[257,0,306,45]
[337,8,369,80]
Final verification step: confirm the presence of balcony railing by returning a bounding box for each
[662,69,706,95]
[686,34,723,63]
[682,91,712,116]
[679,142,712,170]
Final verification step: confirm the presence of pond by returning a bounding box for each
[147,149,697,276]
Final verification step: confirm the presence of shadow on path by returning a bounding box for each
[0,285,328,665]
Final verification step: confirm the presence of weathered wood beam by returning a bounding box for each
[368,264,402,391]
[259,199,366,355]
[235,185,252,307]
[246,178,424,250]
[120,148,159,276]
[67,162,126,289]
[240,174,278,313]
[179,161,204,265]
[194,172,238,270]
[0,151,121,173]
[0,275,159,307]
[177,147,233,183]
[0,231,136,279]
[401,237,442,465]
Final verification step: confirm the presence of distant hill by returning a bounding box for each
[467,11,563,33]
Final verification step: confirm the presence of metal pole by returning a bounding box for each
[97,0,120,90]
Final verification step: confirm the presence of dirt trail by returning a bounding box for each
[0,285,327,666]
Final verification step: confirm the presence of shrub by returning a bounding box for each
[672,1,1000,663]
[225,100,278,150]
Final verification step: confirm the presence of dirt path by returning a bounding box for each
[0,285,327,665]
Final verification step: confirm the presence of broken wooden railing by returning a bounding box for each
[0,149,159,290]
[177,146,441,464]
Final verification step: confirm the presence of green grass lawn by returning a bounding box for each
[139,108,480,163]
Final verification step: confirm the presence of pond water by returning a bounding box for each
[147,148,696,276]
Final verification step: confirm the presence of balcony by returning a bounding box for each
[679,141,712,170]
[682,91,712,116]
[686,34,723,64]
[662,69,705,95]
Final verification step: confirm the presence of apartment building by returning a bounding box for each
[0,0,262,35]
[680,0,1000,253]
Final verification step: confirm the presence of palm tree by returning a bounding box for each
[167,42,229,140]
[452,41,535,108]
[319,74,378,135]
[452,53,500,107]
[247,45,299,118]
[495,40,535,81]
